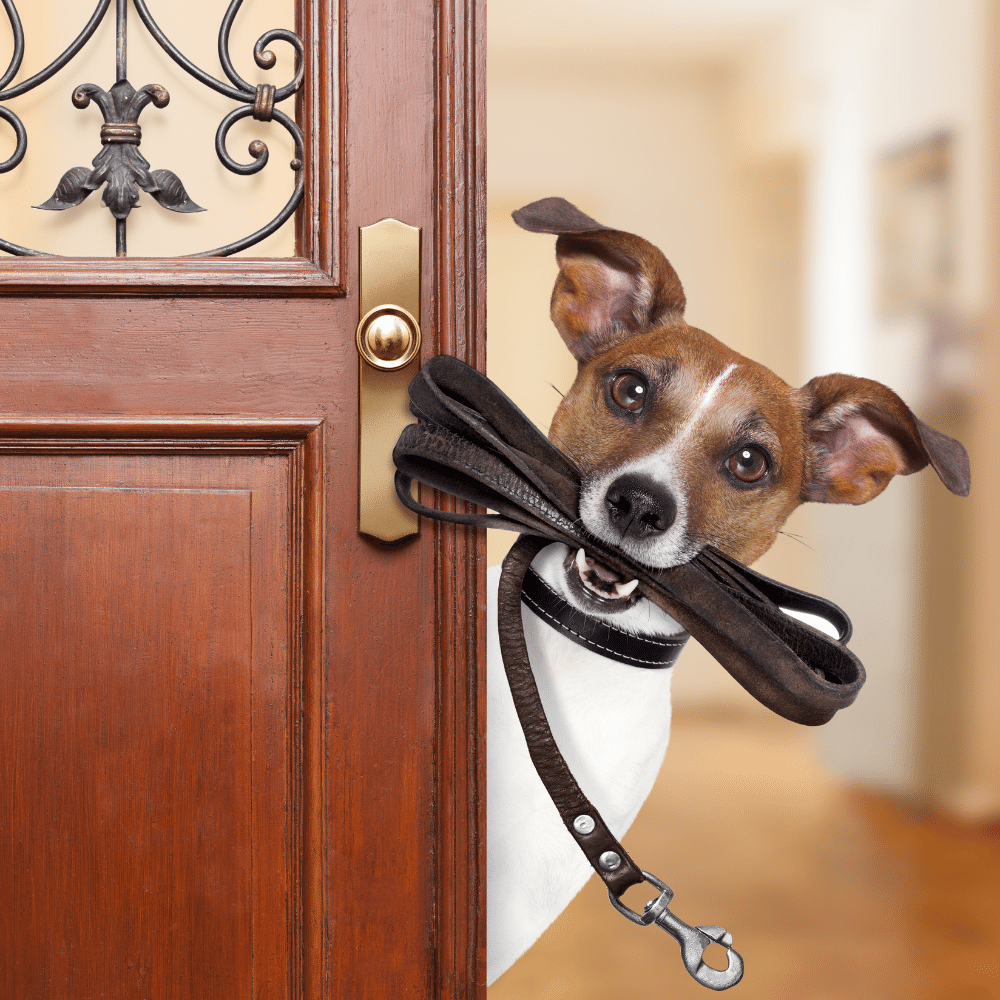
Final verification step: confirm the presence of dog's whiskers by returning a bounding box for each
[778,530,814,551]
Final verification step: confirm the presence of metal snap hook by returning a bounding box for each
[608,871,744,991]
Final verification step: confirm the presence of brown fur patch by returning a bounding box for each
[550,322,809,566]
[515,197,970,568]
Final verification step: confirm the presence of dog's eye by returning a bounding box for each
[728,447,768,483]
[609,373,648,413]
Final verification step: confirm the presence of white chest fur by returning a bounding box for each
[486,544,684,984]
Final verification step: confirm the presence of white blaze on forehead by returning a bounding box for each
[671,362,738,452]
[577,361,741,569]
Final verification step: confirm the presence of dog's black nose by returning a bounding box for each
[604,474,676,540]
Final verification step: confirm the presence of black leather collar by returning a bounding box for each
[521,568,689,668]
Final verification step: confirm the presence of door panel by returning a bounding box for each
[0,424,324,998]
[0,0,485,994]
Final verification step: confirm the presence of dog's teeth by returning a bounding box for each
[615,579,639,598]
[575,547,589,576]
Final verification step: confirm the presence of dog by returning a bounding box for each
[484,197,970,985]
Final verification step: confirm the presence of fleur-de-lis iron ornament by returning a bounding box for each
[36,79,204,221]
[0,0,305,258]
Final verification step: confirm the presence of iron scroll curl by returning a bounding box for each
[0,0,305,258]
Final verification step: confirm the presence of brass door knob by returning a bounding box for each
[357,304,421,370]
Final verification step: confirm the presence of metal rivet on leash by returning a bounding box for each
[573,814,595,835]
[599,851,622,871]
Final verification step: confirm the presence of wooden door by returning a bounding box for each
[0,1,485,997]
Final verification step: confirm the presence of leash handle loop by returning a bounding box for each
[394,355,865,727]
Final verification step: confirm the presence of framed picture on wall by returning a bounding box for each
[875,133,971,404]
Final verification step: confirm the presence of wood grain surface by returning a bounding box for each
[0,0,486,995]
[0,428,324,999]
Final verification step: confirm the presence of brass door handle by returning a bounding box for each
[357,219,421,544]
[357,304,421,370]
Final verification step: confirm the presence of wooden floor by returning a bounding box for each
[489,706,1000,1000]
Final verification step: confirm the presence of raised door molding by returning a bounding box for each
[0,418,325,998]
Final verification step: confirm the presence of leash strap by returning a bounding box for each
[392,355,866,989]
[504,535,744,989]
[498,533,646,893]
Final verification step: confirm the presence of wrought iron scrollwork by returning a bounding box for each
[36,81,204,227]
[0,0,305,258]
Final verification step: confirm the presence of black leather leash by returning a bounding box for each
[393,355,866,989]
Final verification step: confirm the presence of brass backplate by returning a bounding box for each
[357,219,421,543]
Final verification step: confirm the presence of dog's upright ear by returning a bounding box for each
[512,197,687,363]
[801,373,971,504]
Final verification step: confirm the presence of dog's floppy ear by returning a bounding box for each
[512,197,686,363]
[802,373,971,503]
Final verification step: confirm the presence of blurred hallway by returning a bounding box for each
[486,1,998,996]
[490,705,1000,999]
[488,0,995,817]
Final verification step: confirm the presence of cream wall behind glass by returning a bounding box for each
[0,0,295,257]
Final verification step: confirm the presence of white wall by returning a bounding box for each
[781,0,987,796]
[487,0,991,801]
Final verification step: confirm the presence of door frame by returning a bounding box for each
[427,0,487,993]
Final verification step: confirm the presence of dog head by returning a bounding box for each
[514,197,970,585]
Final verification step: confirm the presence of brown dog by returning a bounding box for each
[486,197,969,984]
